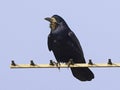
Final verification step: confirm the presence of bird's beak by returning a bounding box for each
[44,17,51,22]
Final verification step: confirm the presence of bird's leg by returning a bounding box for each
[56,61,61,70]
[49,60,60,70]
[67,59,74,68]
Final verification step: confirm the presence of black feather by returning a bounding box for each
[47,15,94,81]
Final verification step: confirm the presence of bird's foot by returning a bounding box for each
[56,62,61,70]
[49,60,61,70]
[67,59,74,68]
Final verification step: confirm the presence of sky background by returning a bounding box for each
[0,0,120,90]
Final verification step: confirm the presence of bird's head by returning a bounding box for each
[45,15,67,30]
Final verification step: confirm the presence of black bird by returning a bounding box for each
[45,15,94,81]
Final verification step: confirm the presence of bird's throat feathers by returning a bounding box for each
[50,22,58,31]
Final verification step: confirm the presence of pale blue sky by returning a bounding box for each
[0,0,120,90]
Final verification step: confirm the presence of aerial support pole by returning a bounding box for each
[10,59,120,68]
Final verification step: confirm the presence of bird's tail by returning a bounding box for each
[70,67,94,81]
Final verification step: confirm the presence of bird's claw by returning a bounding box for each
[49,60,61,70]
[67,59,74,67]
[56,62,61,70]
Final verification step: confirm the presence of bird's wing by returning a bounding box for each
[48,34,53,51]
[68,31,84,56]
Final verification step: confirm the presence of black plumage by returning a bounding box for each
[45,15,94,81]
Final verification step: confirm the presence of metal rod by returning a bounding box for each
[10,63,120,68]
[10,59,120,69]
